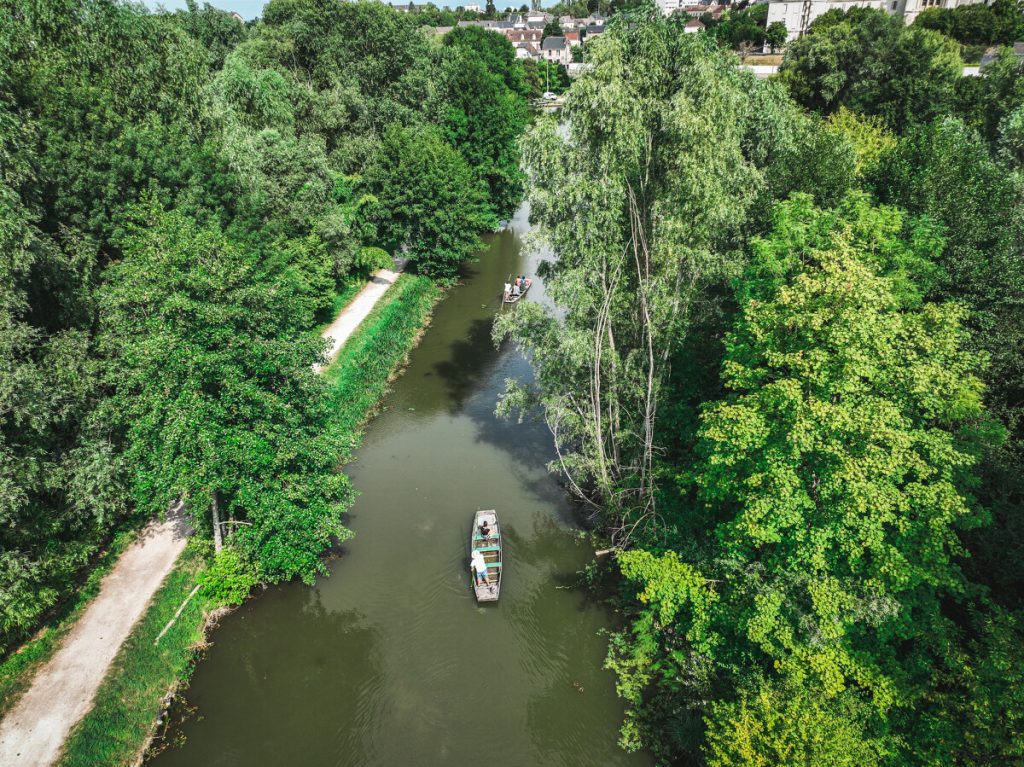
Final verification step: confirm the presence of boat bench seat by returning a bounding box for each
[474,545,501,552]
[486,562,502,568]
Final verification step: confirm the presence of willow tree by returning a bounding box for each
[495,13,765,541]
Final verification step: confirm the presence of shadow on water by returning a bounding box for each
[433,317,503,413]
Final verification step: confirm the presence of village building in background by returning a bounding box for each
[450,11,605,63]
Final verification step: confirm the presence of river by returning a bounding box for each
[148,204,651,767]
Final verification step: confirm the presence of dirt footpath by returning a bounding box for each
[316,261,406,371]
[0,508,191,767]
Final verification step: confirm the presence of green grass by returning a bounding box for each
[324,273,441,459]
[51,273,441,766]
[0,519,147,720]
[58,543,210,767]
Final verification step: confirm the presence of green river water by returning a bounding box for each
[148,204,652,767]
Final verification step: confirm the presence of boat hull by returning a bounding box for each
[470,509,501,602]
[502,280,532,304]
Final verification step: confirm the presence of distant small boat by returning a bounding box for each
[503,278,532,304]
[470,510,501,602]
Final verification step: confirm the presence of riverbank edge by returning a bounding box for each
[53,274,442,767]
[0,281,370,724]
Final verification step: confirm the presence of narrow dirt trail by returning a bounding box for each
[0,508,191,767]
[316,261,405,371]
[0,263,404,767]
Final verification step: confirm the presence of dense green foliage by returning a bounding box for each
[916,0,1024,47]
[0,0,527,652]
[781,8,963,131]
[499,6,1024,765]
[702,2,771,50]
[366,125,495,277]
[522,59,572,96]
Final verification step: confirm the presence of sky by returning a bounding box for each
[143,0,526,20]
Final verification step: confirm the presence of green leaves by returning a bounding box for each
[607,190,1002,762]
[97,205,349,583]
[198,547,259,607]
[704,678,891,767]
[618,550,719,655]
[432,45,529,219]
[364,123,495,278]
[0,0,529,653]
[781,8,963,132]
[500,22,768,526]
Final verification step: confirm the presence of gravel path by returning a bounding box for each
[316,261,405,372]
[0,263,404,766]
[0,506,191,767]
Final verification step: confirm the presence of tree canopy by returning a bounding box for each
[0,0,529,650]
[498,8,1024,765]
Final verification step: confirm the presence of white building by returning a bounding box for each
[657,0,684,13]
[765,0,991,43]
[541,36,572,66]
[464,3,482,12]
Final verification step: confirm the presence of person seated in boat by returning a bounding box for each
[511,281,521,297]
[471,550,488,586]
[479,520,491,539]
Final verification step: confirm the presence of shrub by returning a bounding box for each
[198,547,259,607]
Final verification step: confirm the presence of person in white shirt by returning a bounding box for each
[471,550,488,586]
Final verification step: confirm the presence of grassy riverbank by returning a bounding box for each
[325,274,441,454]
[52,274,441,767]
[58,544,210,767]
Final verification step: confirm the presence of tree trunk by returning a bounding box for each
[211,491,223,552]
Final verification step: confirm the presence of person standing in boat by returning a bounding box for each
[471,550,488,586]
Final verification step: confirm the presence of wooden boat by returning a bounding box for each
[470,509,502,602]
[502,278,532,304]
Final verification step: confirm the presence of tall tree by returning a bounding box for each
[364,124,495,278]
[496,15,773,541]
[874,117,1024,605]
[432,47,529,218]
[781,8,963,131]
[96,206,351,583]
